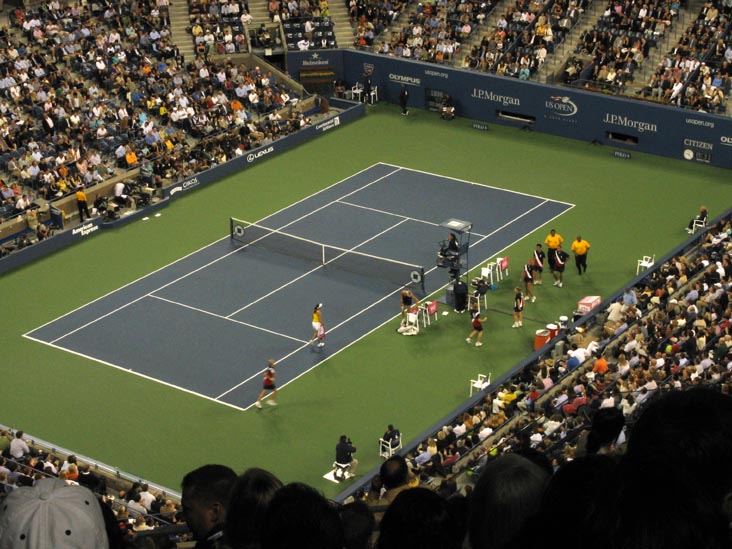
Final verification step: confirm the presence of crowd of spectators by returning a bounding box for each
[573,0,677,92]
[189,0,252,55]
[0,0,312,255]
[372,0,492,62]
[635,0,730,112]
[0,431,183,547]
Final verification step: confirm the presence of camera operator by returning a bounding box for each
[335,435,358,476]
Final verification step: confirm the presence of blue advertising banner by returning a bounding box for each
[286,50,732,169]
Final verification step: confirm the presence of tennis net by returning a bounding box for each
[230,218,425,293]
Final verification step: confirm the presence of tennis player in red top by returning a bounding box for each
[466,311,487,347]
[255,359,278,408]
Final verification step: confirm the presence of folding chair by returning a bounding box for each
[636,254,655,275]
[469,373,492,396]
[497,256,509,280]
[481,266,495,286]
[692,218,707,233]
[379,433,402,459]
[419,300,439,326]
[332,461,353,481]
[351,83,363,102]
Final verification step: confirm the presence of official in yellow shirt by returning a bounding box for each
[570,235,591,275]
[75,185,90,222]
[544,229,563,269]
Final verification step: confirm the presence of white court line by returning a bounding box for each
[378,162,575,206]
[149,295,309,344]
[216,197,575,404]
[225,217,410,318]
[337,199,489,238]
[22,333,246,411]
[23,162,396,338]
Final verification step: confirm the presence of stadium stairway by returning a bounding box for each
[621,0,704,96]
[169,0,195,61]
[534,0,606,84]
[249,0,270,28]
[329,2,355,49]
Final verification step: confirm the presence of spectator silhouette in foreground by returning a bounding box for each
[181,464,236,549]
[261,482,344,549]
[225,467,283,549]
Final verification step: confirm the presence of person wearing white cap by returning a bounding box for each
[0,477,110,549]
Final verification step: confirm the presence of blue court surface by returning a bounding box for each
[25,163,573,410]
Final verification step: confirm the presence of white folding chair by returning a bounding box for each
[369,85,379,104]
[332,461,353,481]
[636,254,655,275]
[419,300,439,327]
[351,84,363,102]
[379,433,402,459]
[481,266,494,286]
[497,256,509,280]
[692,218,707,233]
[469,373,491,396]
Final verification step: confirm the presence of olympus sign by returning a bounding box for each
[683,138,713,150]
[388,74,421,86]
[603,114,657,133]
[470,89,520,106]
[247,146,274,163]
[721,136,732,147]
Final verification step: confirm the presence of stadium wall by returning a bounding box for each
[288,50,732,169]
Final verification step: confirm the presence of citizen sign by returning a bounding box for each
[683,139,713,150]
[247,146,274,163]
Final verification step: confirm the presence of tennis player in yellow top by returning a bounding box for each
[311,303,325,347]
[570,235,591,275]
[544,229,563,270]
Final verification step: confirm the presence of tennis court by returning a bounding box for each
[24,163,572,409]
